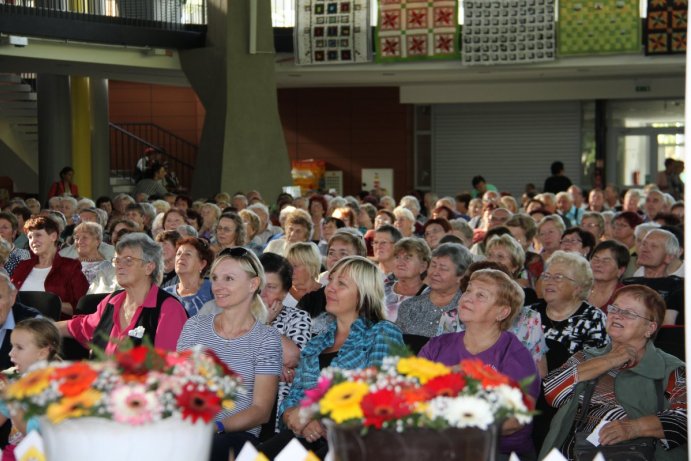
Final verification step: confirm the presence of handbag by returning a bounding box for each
[572,377,663,461]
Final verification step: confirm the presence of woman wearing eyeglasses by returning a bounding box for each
[57,233,188,353]
[532,250,609,373]
[539,285,687,461]
[177,247,282,461]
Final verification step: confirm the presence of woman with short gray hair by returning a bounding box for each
[72,221,111,284]
[395,243,471,343]
[58,232,188,354]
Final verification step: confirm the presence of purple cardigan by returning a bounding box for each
[419,331,540,456]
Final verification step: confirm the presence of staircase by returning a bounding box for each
[0,73,39,174]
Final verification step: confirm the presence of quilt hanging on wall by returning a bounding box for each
[644,0,687,54]
[295,0,372,64]
[462,0,556,65]
[558,0,640,55]
[375,0,460,62]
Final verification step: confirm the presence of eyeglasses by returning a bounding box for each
[112,256,146,267]
[560,238,582,245]
[218,246,259,276]
[608,304,654,322]
[539,272,577,283]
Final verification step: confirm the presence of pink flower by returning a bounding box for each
[109,384,161,425]
[302,377,332,407]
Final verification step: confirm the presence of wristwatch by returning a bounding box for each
[215,421,225,434]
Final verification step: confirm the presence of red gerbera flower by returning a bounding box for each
[176,384,222,423]
[52,363,99,397]
[459,359,510,388]
[205,350,238,378]
[360,389,410,429]
[423,373,466,398]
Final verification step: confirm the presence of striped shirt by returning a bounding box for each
[176,314,283,437]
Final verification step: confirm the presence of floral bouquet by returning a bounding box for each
[300,356,535,432]
[2,345,244,426]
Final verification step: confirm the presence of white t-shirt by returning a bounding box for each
[20,266,51,291]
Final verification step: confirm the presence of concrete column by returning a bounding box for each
[37,74,72,204]
[179,0,291,200]
[70,76,92,198]
[90,78,111,199]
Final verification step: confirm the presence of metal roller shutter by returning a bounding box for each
[432,101,582,198]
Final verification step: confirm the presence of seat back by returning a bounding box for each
[654,326,685,361]
[17,291,61,321]
[75,293,109,315]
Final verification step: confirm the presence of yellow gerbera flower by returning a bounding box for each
[319,382,369,423]
[5,367,54,400]
[221,399,235,411]
[46,389,102,424]
[396,357,450,384]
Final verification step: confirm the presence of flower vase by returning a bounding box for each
[326,423,500,461]
[40,416,212,461]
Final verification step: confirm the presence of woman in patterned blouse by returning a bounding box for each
[540,285,687,461]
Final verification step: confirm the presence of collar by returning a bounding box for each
[0,309,15,332]
[111,283,159,309]
[302,317,369,357]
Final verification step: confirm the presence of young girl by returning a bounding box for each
[1,318,61,461]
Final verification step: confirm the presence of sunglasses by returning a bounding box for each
[218,247,259,276]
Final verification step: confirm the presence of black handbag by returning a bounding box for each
[572,377,663,461]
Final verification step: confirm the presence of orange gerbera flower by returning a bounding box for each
[53,363,100,397]
[46,389,101,424]
[459,359,509,387]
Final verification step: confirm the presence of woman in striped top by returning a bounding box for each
[539,285,687,461]
[177,247,282,461]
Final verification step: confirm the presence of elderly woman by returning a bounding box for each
[587,240,630,312]
[212,212,246,255]
[12,216,88,317]
[71,222,111,284]
[393,206,416,238]
[420,269,540,459]
[177,248,282,460]
[384,237,431,322]
[486,233,537,300]
[540,285,687,461]
[0,212,30,276]
[559,227,596,259]
[284,242,323,307]
[261,256,404,457]
[58,233,188,352]
[265,209,313,257]
[423,218,452,250]
[163,237,214,317]
[199,203,222,241]
[162,208,187,232]
[396,243,472,338]
[258,253,312,433]
[533,251,609,372]
[238,209,263,254]
[580,211,605,242]
[536,215,566,262]
[372,224,402,277]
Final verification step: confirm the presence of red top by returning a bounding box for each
[47,181,79,198]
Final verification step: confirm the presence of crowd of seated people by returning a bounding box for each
[0,178,685,461]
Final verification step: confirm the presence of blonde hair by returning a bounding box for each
[285,242,322,280]
[545,250,594,299]
[468,269,524,331]
[486,234,525,276]
[329,256,385,322]
[210,250,267,323]
[239,209,261,241]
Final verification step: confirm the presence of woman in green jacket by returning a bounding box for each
[539,284,686,461]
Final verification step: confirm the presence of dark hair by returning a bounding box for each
[653,212,682,227]
[374,224,402,243]
[323,216,346,228]
[423,218,452,233]
[614,211,644,229]
[186,209,204,229]
[432,205,457,219]
[308,195,328,215]
[550,161,565,175]
[591,240,630,269]
[59,166,74,179]
[471,175,486,187]
[455,193,471,208]
[96,196,113,209]
[125,203,145,215]
[175,195,193,208]
[376,209,395,223]
[108,218,139,235]
[176,237,214,278]
[145,161,165,179]
[163,208,187,228]
[0,212,18,232]
[439,234,464,245]
[259,252,293,292]
[563,227,596,258]
[155,229,182,246]
[11,206,31,222]
[24,216,59,237]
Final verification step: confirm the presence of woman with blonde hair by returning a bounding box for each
[177,247,282,460]
[284,242,322,307]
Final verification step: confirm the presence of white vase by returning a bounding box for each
[40,416,212,461]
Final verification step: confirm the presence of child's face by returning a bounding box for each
[9,330,49,374]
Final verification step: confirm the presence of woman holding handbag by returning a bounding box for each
[539,285,687,461]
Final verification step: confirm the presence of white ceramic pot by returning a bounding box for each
[40,416,212,461]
